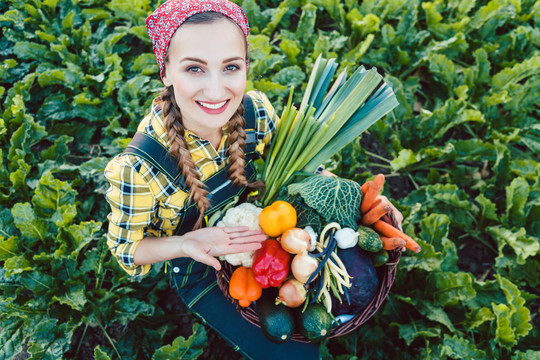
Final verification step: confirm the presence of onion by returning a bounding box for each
[291,253,319,283]
[276,279,307,308]
[280,228,311,254]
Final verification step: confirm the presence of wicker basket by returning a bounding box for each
[216,248,402,342]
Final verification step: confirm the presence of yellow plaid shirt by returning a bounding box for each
[104,90,279,276]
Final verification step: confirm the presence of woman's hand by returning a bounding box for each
[180,226,267,271]
[378,195,404,230]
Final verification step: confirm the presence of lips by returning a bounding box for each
[196,100,229,114]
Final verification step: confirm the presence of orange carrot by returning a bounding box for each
[361,180,372,197]
[373,220,421,253]
[361,201,391,226]
[360,174,385,214]
[381,236,406,250]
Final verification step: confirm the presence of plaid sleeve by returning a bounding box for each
[246,90,280,154]
[104,155,156,276]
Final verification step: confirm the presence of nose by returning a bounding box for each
[203,72,226,100]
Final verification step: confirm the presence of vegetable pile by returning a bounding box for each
[221,171,418,343]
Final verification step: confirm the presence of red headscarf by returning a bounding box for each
[146,0,250,80]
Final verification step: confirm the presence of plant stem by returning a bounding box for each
[364,150,391,163]
[95,316,122,360]
[407,173,420,190]
[75,323,89,358]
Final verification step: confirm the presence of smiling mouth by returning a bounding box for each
[197,100,228,110]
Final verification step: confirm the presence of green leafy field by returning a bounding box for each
[1,0,539,359]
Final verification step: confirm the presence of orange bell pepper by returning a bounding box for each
[258,201,297,237]
[228,266,263,307]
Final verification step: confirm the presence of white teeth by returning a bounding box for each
[198,100,227,109]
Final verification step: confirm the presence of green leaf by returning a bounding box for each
[475,194,499,221]
[37,68,80,88]
[26,318,75,359]
[440,334,487,360]
[40,135,73,162]
[114,298,155,326]
[491,54,540,90]
[505,177,530,227]
[0,318,26,360]
[390,148,417,171]
[94,346,112,360]
[64,221,102,257]
[272,65,306,87]
[52,282,87,311]
[13,41,50,60]
[32,171,78,216]
[398,322,441,346]
[512,350,540,360]
[152,323,207,360]
[418,213,457,271]
[496,275,533,342]
[417,300,456,332]
[488,226,539,264]
[428,53,455,88]
[464,307,495,330]
[427,271,476,307]
[12,203,48,241]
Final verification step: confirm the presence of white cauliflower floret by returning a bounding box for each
[217,203,263,267]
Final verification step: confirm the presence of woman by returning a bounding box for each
[105,0,403,357]
[104,0,322,358]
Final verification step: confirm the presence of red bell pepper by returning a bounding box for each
[252,239,291,288]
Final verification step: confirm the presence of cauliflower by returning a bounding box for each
[217,202,263,267]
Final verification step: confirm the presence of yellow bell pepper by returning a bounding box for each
[258,201,297,237]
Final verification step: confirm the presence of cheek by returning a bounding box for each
[172,78,198,99]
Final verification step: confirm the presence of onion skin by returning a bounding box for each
[280,228,311,254]
[276,279,307,308]
[291,253,319,283]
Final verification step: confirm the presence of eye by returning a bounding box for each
[186,66,202,73]
[225,64,240,72]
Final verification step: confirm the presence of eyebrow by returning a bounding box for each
[179,56,245,64]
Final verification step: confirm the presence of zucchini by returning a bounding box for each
[371,249,389,267]
[357,225,383,252]
[295,303,332,342]
[255,288,295,344]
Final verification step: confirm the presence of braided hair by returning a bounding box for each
[159,85,265,230]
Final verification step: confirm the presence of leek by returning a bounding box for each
[262,57,399,205]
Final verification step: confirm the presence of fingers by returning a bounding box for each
[187,248,222,271]
[221,226,250,233]
[220,242,262,256]
[229,233,268,244]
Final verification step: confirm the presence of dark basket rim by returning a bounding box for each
[216,248,402,343]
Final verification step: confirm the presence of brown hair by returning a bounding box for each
[159,13,263,230]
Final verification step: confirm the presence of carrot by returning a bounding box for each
[381,236,406,250]
[360,174,385,214]
[361,180,372,197]
[372,220,421,253]
[361,201,390,226]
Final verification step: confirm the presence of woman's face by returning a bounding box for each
[163,18,247,138]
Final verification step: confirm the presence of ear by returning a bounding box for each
[162,73,173,87]
[162,66,173,87]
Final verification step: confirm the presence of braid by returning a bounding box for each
[227,99,266,199]
[160,86,209,230]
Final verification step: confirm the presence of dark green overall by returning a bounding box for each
[124,95,319,359]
